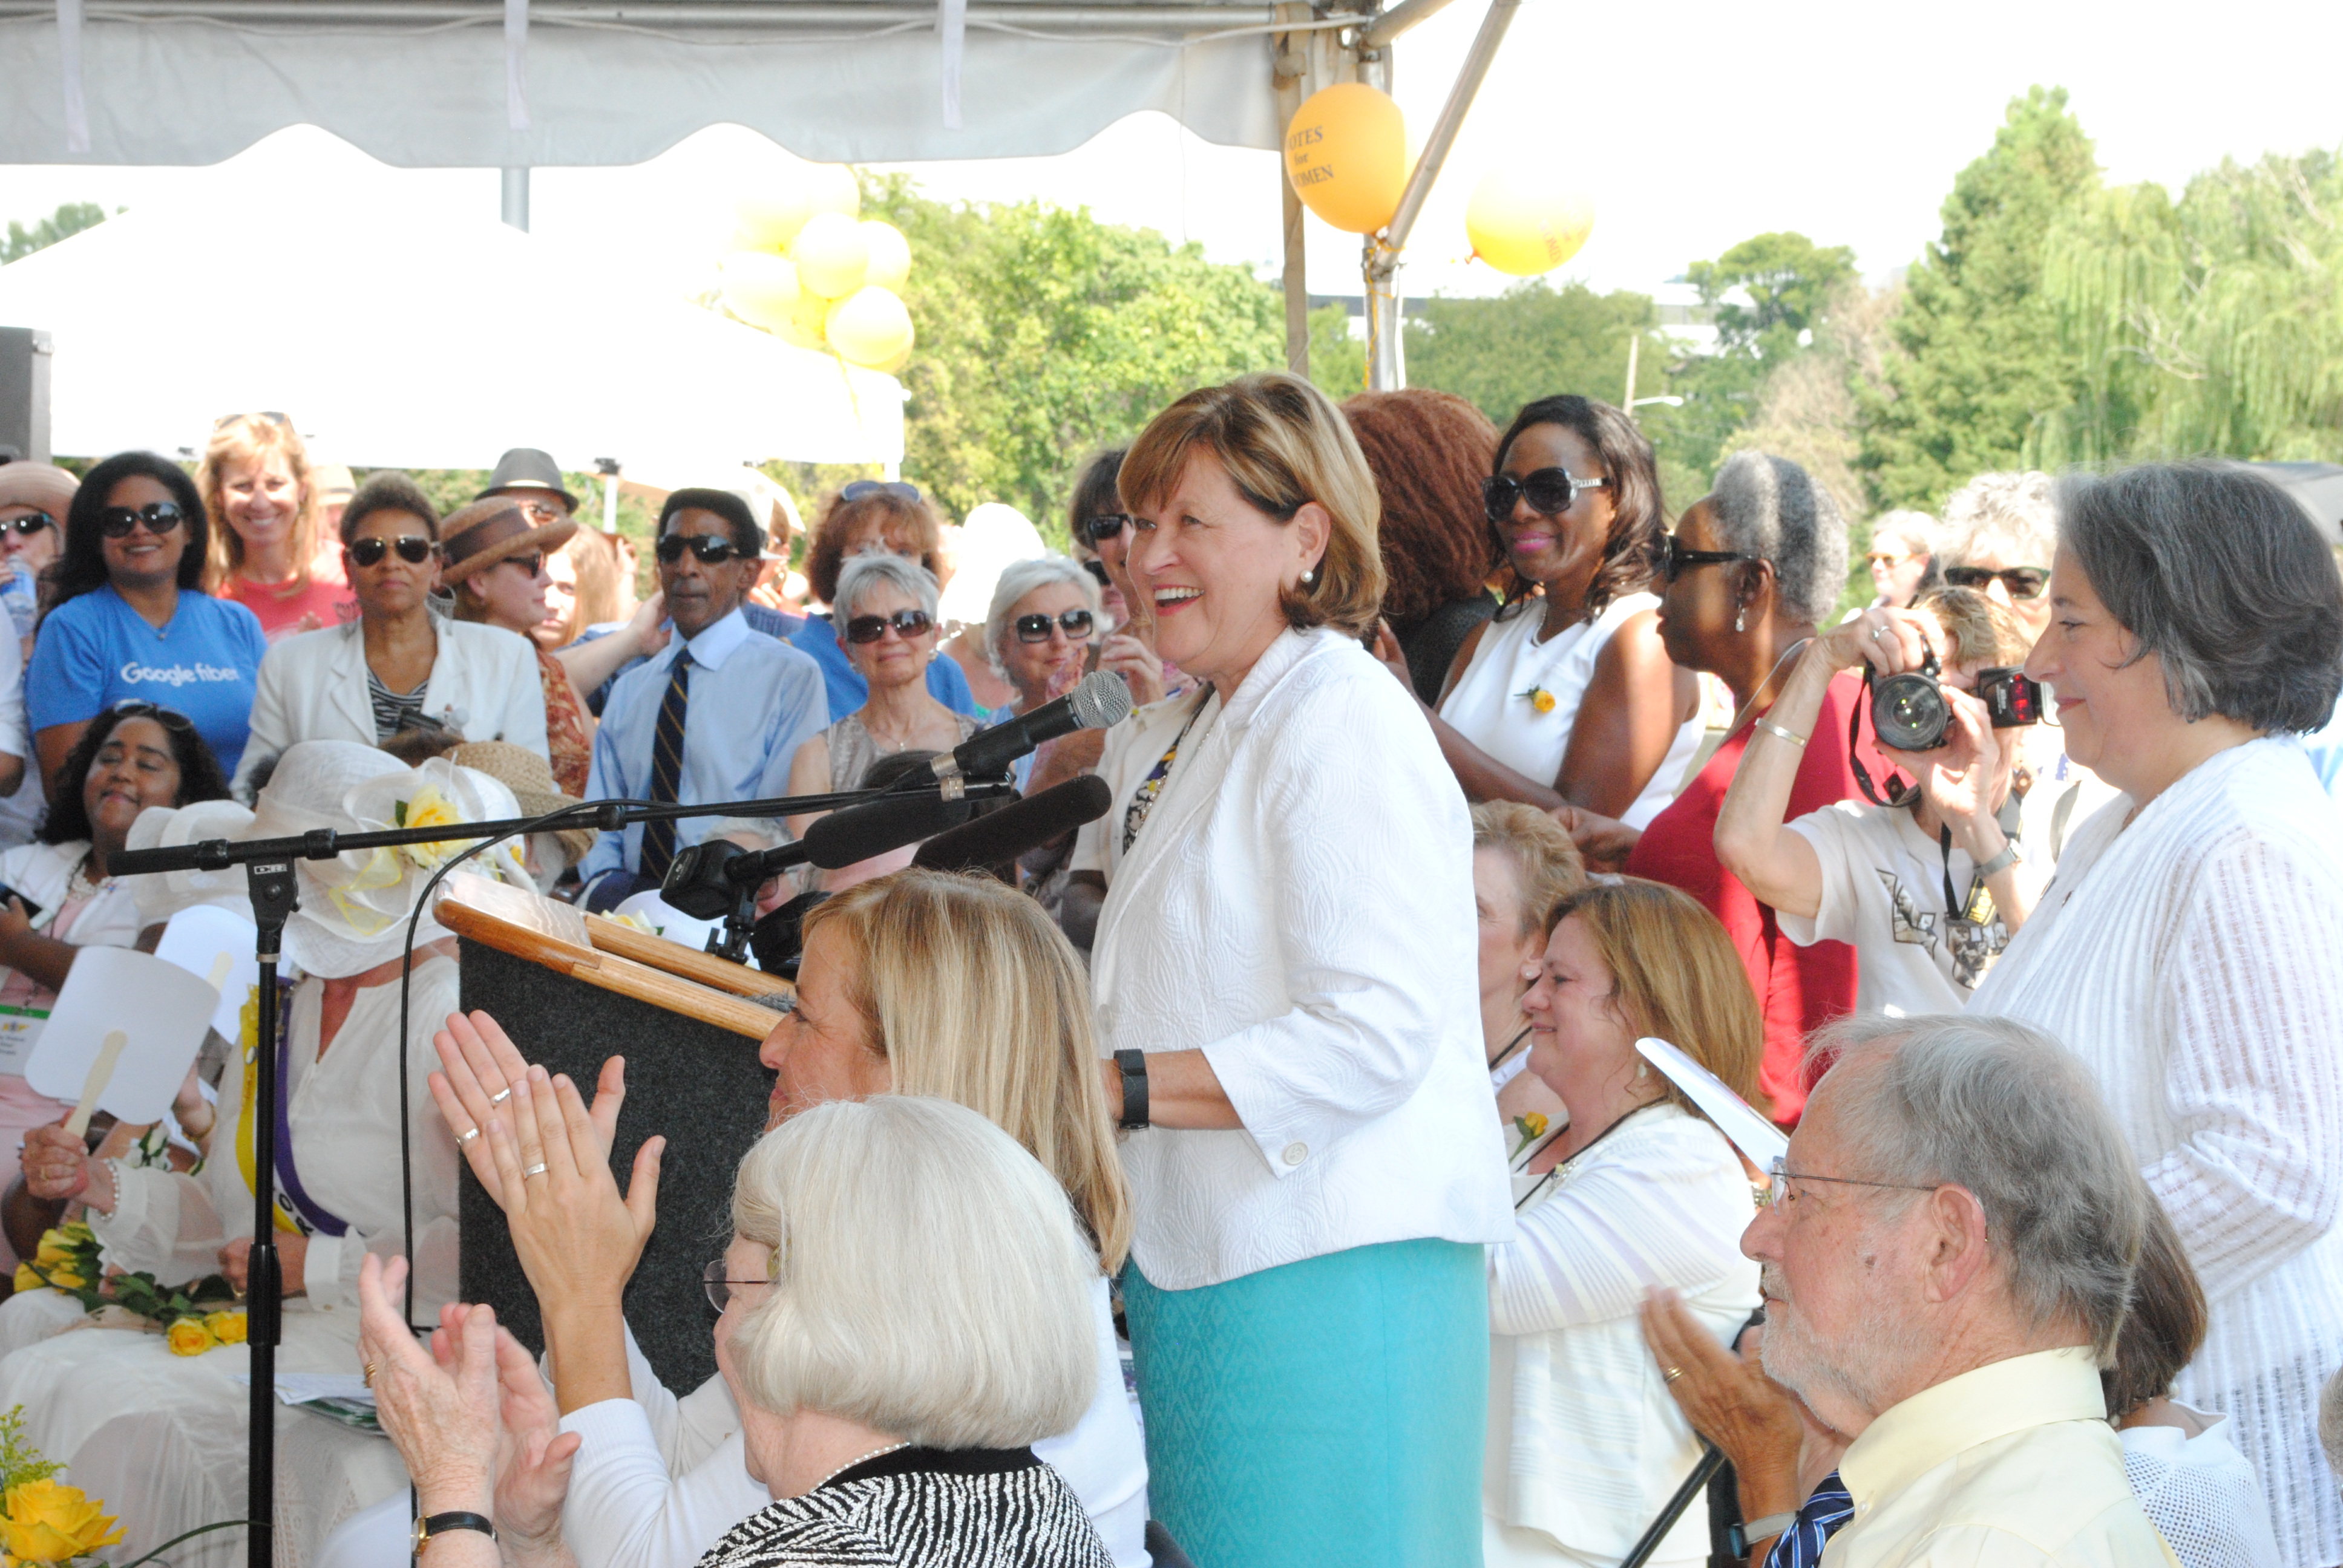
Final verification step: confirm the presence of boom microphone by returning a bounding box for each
[922,671,1132,786]
[661,791,974,920]
[912,774,1112,875]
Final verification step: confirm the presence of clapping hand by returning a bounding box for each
[359,1255,499,1520]
[482,1063,663,1339]
[430,1011,627,1208]
[429,1296,580,1557]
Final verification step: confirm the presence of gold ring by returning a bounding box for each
[457,1126,480,1145]
[362,1361,378,1387]
[489,1087,513,1107]
[1662,1365,1685,1384]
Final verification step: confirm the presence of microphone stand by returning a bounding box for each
[105,780,1012,1568]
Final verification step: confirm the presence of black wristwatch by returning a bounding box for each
[1115,1049,1150,1130]
[412,1512,497,1558]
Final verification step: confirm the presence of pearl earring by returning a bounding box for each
[1636,1060,1650,1081]
[1302,568,1316,586]
[1734,607,1746,633]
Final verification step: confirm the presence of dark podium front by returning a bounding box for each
[445,891,782,1396]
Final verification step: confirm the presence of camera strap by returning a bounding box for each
[1849,667,1921,810]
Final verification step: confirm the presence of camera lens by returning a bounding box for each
[1873,673,1950,752]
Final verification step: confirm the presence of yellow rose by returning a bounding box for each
[9,1264,41,1295]
[37,1272,78,1292]
[30,1232,74,1268]
[205,1309,248,1345]
[1522,1111,1548,1138]
[165,1318,215,1357]
[1531,688,1558,714]
[1,1479,126,1562]
[397,785,471,869]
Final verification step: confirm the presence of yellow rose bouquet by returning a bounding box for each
[0,1403,244,1567]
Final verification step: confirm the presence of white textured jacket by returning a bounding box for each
[1092,627,1513,1289]
[232,618,549,795]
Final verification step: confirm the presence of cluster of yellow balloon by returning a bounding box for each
[1466,166,1595,277]
[718,163,917,372]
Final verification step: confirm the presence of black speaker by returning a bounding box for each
[0,328,51,465]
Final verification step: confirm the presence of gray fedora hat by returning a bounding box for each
[479,447,579,512]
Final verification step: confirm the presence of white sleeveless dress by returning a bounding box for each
[1438,592,1701,829]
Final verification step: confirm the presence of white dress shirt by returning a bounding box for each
[1090,627,1513,1289]
[580,609,828,881]
[232,618,548,795]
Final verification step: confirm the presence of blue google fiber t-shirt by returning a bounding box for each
[26,585,269,778]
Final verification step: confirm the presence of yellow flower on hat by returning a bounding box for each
[204,1309,248,1345]
[1,1479,125,1562]
[165,1318,215,1356]
[395,783,473,870]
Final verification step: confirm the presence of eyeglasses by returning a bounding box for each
[1482,468,1610,524]
[1864,550,1909,568]
[349,535,437,568]
[1659,534,1761,584]
[844,608,934,644]
[702,1257,770,1314]
[105,699,196,733]
[841,480,922,505]
[1942,565,2050,601]
[1080,558,1112,590]
[655,534,743,566]
[97,502,186,540]
[1015,608,1095,643]
[4,513,54,537]
[1760,1157,1940,1210]
[497,552,546,579]
[1082,513,1132,544]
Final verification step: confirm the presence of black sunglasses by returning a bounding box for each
[349,535,437,568]
[1483,468,1610,525]
[5,512,54,537]
[1080,558,1112,590]
[1015,608,1094,643]
[1942,564,2050,601]
[844,608,934,644]
[841,480,923,504]
[105,699,197,733]
[97,502,186,540]
[495,552,546,579]
[1082,513,1132,544]
[655,534,744,566]
[1659,534,1761,584]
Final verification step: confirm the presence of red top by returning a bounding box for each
[1625,669,1886,1126]
[218,550,358,643]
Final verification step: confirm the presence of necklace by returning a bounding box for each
[68,854,107,903]
[810,1440,910,1492]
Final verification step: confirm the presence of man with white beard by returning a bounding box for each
[1742,1014,2180,1566]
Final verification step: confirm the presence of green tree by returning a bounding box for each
[858,175,1284,534]
[2,203,108,264]
[1400,278,1661,431]
[1307,302,1368,400]
[1662,232,1859,484]
[1857,87,2102,509]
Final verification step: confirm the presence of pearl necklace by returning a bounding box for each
[809,1440,909,1493]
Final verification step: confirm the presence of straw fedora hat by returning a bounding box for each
[450,740,596,870]
[437,497,579,586]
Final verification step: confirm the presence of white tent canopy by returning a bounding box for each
[0,1,1284,167]
[0,181,906,470]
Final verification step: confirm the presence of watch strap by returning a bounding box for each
[1729,1511,1800,1553]
[413,1512,497,1557]
[1114,1048,1149,1130]
[1973,840,2023,879]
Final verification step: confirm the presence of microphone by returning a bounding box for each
[925,671,1132,786]
[804,788,970,868]
[913,774,1112,875]
[748,890,829,978]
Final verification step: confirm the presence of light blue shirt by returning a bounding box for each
[580,609,828,881]
[985,702,1035,793]
[2302,689,2343,801]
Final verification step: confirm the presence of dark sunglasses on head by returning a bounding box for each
[1659,534,1762,584]
[105,699,197,733]
[349,534,437,568]
[1942,564,2050,601]
[1016,608,1095,643]
[1483,468,1610,525]
[5,512,53,537]
[98,502,186,539]
[655,534,744,566]
[844,608,934,645]
[841,480,922,505]
[1082,512,1132,544]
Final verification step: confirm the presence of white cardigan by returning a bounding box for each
[1968,737,2343,1568]
[1091,627,1513,1289]
[232,618,548,794]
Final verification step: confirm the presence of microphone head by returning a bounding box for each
[1069,670,1136,730]
[802,790,972,871]
[911,774,1113,876]
[748,890,828,978]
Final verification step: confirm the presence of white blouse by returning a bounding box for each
[1437,593,1703,830]
[1091,627,1513,1289]
[1968,737,2343,1568]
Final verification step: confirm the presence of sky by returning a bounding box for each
[2,0,2339,313]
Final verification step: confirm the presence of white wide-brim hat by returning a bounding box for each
[124,797,261,930]
[935,502,1046,632]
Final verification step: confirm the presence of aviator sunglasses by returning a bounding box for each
[844,607,934,644]
[1942,564,2050,601]
[1482,468,1610,525]
[655,534,744,566]
[98,502,186,539]
[349,535,437,568]
[1016,608,1095,643]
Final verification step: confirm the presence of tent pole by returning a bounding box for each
[1364,0,1519,390]
[501,166,530,230]
[1273,2,1309,378]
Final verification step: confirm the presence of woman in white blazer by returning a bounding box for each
[1090,374,1512,1568]
[232,472,549,795]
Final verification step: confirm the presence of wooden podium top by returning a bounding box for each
[436,875,788,1040]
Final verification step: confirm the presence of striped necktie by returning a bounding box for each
[638,649,692,883]
[1761,1469,1853,1568]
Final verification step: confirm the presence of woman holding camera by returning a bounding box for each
[1714,587,2046,1014]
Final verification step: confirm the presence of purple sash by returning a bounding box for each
[271,1001,351,1238]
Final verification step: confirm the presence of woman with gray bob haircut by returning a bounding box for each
[980,557,1102,794]
[1969,461,2343,1566]
[1708,449,1850,630]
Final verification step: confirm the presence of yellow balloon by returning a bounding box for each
[1283,83,1408,235]
[718,252,803,333]
[1466,167,1596,277]
[859,220,912,292]
[825,286,915,369]
[734,163,861,252]
[791,212,871,300]
[776,288,831,351]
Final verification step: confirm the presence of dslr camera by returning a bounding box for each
[1872,649,2044,753]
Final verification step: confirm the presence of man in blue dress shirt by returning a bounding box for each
[578,489,827,910]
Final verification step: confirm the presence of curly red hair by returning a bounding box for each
[1342,390,1500,627]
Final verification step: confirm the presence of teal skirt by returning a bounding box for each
[1122,1238,1487,1568]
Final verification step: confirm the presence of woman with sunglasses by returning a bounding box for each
[26,450,269,792]
[979,557,1104,792]
[440,498,595,797]
[1397,396,1703,829]
[0,463,74,662]
[1858,511,1939,612]
[232,473,548,796]
[197,411,356,642]
[788,483,981,724]
[784,553,975,835]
